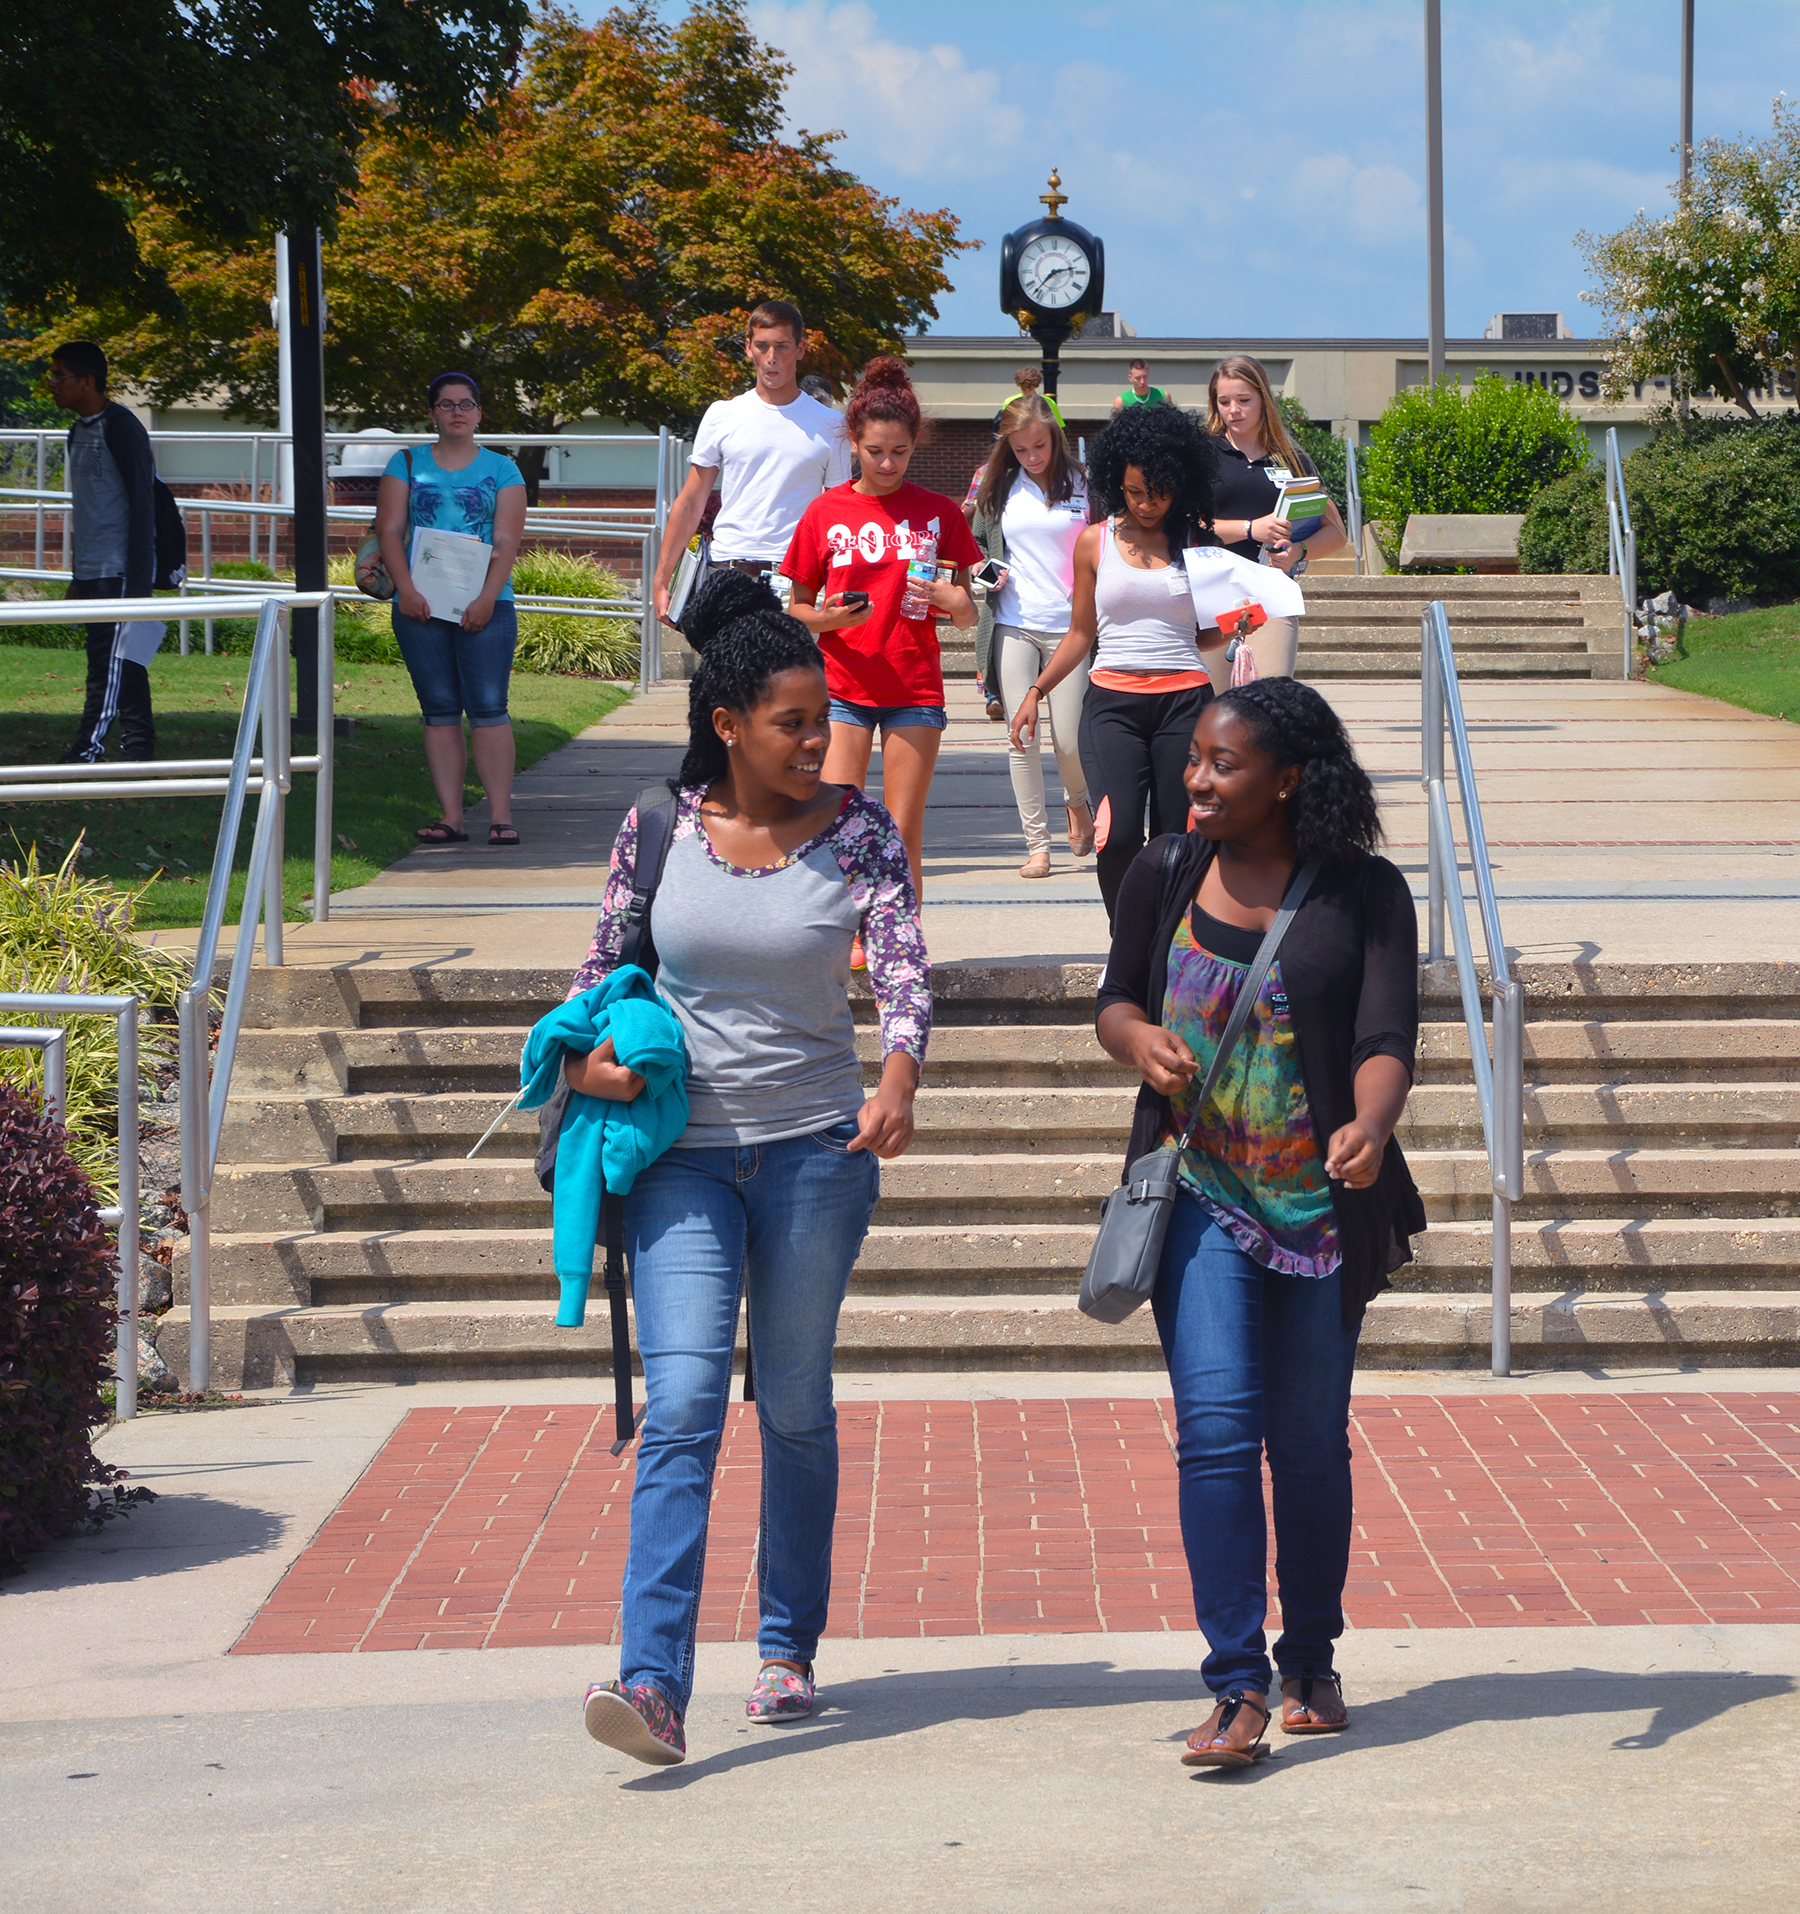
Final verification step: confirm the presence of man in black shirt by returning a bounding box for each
[49,340,158,761]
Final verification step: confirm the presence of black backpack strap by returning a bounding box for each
[617,783,679,976]
[602,1191,636,1453]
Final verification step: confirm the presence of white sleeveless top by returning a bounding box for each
[1092,520,1203,676]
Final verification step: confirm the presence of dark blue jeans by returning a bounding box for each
[619,1123,880,1715]
[392,600,517,726]
[1151,1189,1360,1697]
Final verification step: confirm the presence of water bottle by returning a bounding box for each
[898,534,938,620]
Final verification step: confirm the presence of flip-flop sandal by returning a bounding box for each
[416,821,469,844]
[488,823,521,846]
[1180,1691,1272,1768]
[1280,1671,1349,1734]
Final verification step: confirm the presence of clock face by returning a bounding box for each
[1016,233,1092,310]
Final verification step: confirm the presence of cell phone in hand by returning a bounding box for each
[971,558,1006,590]
[840,590,870,610]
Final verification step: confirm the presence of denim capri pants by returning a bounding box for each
[393,602,518,727]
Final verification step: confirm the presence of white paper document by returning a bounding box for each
[410,526,493,623]
[116,619,167,666]
[1182,546,1306,630]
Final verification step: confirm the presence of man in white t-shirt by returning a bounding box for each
[653,300,851,620]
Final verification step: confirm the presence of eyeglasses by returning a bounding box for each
[433,398,480,414]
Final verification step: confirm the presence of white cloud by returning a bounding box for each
[749,2,1024,178]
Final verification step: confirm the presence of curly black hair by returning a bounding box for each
[1085,401,1217,554]
[1214,677,1382,862]
[676,570,826,789]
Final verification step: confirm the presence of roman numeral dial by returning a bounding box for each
[1016,235,1092,311]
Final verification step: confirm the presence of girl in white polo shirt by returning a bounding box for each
[970,394,1095,878]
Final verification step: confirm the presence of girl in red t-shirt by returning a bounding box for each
[782,358,979,903]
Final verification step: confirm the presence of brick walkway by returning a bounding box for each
[232,1394,1800,1655]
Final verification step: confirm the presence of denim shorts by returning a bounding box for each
[827,698,947,731]
[392,600,518,727]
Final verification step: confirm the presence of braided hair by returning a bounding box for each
[676,570,826,789]
[1085,401,1216,555]
[1214,677,1382,863]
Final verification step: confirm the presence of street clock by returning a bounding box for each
[998,171,1105,399]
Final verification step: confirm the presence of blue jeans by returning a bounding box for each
[1151,1191,1360,1697]
[827,698,947,731]
[619,1123,879,1715]
[392,600,517,726]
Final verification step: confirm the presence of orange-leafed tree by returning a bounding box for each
[22,3,969,492]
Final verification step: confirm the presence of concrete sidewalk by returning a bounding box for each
[4,1375,1798,1913]
[143,672,1800,975]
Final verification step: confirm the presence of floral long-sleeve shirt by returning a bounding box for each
[570,784,932,1072]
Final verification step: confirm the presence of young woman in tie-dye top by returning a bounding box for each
[574,571,930,1773]
[1096,676,1423,1770]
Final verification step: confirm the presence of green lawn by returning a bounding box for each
[0,648,630,929]
[1648,601,1800,721]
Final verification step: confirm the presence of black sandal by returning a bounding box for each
[1180,1691,1271,1768]
[1280,1670,1349,1734]
[416,821,469,844]
[488,823,520,847]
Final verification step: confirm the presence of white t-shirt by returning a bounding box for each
[994,472,1089,631]
[690,389,852,561]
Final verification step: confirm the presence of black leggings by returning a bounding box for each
[1079,680,1211,920]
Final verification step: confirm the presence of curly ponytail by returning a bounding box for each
[1214,677,1382,863]
[676,570,826,790]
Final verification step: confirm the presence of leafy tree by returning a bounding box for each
[1360,371,1590,561]
[0,3,529,312]
[16,4,969,495]
[1578,100,1800,418]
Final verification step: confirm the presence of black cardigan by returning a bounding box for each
[1094,831,1427,1325]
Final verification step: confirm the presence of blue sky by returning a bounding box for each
[607,1,1800,342]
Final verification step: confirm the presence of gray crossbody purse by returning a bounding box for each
[1078,855,1321,1324]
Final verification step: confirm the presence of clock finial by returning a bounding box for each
[1039,168,1067,220]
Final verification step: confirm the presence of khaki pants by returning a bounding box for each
[1199,614,1299,697]
[996,624,1091,855]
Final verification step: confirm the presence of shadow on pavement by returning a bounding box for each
[625,1660,1795,1790]
[5,1494,288,1593]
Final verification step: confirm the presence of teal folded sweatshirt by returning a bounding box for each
[517,967,688,1326]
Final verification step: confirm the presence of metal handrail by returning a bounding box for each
[1345,437,1365,577]
[0,592,336,923]
[172,596,307,1392]
[0,994,141,1417]
[2,422,683,678]
[1603,426,1636,680]
[1421,600,1525,1376]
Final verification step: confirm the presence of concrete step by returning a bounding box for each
[1416,1020,1800,1084]
[150,1287,1800,1389]
[214,1079,1800,1170]
[1302,650,1598,679]
[178,1214,1800,1309]
[206,1143,1800,1238]
[229,1017,1800,1100]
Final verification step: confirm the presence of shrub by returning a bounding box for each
[1625,413,1800,606]
[1519,464,1610,576]
[1362,371,1592,563]
[0,841,185,1201]
[512,548,640,678]
[0,1081,148,1577]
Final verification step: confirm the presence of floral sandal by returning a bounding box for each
[745,1658,816,1723]
[1180,1690,1271,1769]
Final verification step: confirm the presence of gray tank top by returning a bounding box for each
[1092,519,1202,675]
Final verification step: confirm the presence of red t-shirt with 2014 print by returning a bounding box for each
[781,481,983,708]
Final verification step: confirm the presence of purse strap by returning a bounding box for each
[1174,855,1322,1151]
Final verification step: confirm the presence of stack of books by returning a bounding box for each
[1274,474,1329,541]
